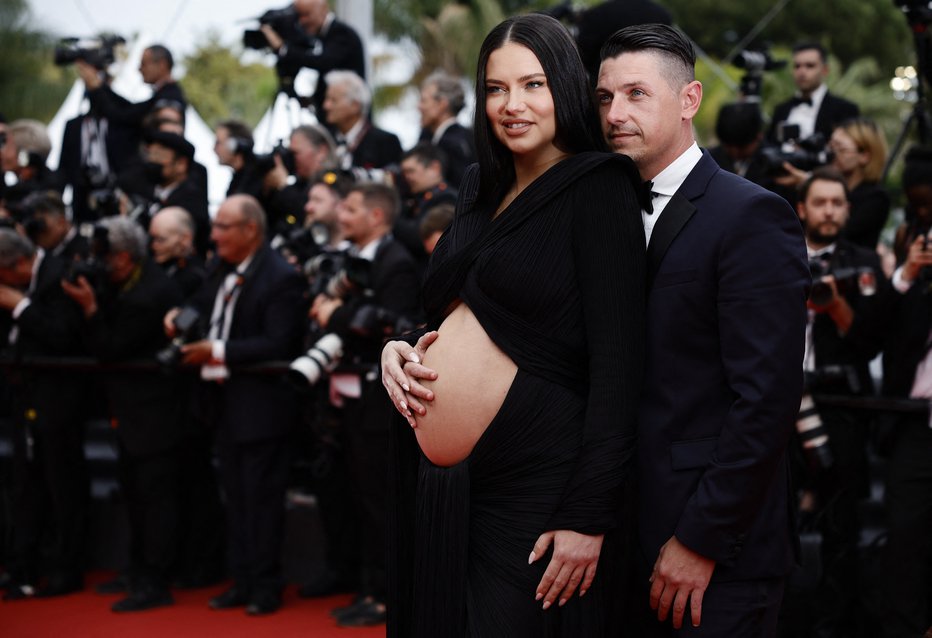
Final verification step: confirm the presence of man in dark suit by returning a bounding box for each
[597,25,810,635]
[309,182,420,626]
[767,42,859,145]
[416,71,475,189]
[794,168,887,637]
[62,216,186,612]
[169,194,307,615]
[396,143,457,266]
[75,44,186,140]
[18,191,88,266]
[0,230,87,600]
[261,0,366,118]
[322,71,402,176]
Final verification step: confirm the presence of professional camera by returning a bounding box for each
[243,5,301,50]
[808,258,878,306]
[155,306,202,368]
[275,221,332,266]
[54,35,125,70]
[733,47,786,101]
[760,130,834,176]
[287,332,344,388]
[797,392,834,470]
[254,140,296,176]
[67,223,110,287]
[305,251,372,300]
[349,305,417,340]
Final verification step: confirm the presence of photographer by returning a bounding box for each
[75,44,186,138]
[308,182,419,626]
[416,71,474,189]
[881,146,932,638]
[149,207,205,299]
[17,190,88,265]
[259,0,365,117]
[768,42,859,145]
[395,143,456,268]
[0,119,58,215]
[0,230,88,600]
[214,120,264,201]
[709,102,773,188]
[795,168,888,636]
[263,123,336,239]
[168,194,307,615]
[61,216,186,612]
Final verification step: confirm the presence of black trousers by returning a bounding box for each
[8,418,89,584]
[117,441,183,590]
[216,434,291,594]
[881,416,932,638]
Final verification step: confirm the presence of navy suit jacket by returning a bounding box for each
[638,152,810,582]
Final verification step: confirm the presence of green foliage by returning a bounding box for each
[179,32,278,128]
[0,0,73,122]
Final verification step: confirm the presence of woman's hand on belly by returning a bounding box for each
[380,332,439,428]
[530,530,605,610]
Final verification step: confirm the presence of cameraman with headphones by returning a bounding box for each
[214,120,265,202]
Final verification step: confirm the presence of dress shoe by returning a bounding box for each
[2,583,36,601]
[111,587,174,612]
[95,576,128,595]
[209,584,251,610]
[36,574,84,598]
[336,599,386,627]
[329,593,366,618]
[172,571,224,590]
[245,590,282,615]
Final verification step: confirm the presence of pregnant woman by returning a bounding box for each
[382,13,645,637]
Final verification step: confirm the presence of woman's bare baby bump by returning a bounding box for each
[414,305,517,467]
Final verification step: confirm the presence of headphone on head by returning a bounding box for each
[226,136,254,156]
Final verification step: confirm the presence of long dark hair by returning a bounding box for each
[473,13,606,209]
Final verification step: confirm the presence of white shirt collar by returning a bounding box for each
[343,118,367,148]
[431,117,458,145]
[650,142,703,197]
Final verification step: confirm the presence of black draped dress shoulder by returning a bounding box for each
[389,152,646,638]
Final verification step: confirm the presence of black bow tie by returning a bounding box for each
[638,180,657,214]
[791,96,812,107]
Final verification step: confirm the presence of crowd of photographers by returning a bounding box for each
[2,0,932,635]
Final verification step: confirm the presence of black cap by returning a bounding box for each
[145,130,195,160]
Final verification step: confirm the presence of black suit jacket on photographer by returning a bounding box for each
[5,253,86,432]
[190,245,307,443]
[349,126,403,172]
[811,239,888,396]
[86,82,186,134]
[276,17,365,116]
[82,258,186,456]
[419,123,476,190]
[326,234,421,366]
[767,91,860,144]
[151,178,211,258]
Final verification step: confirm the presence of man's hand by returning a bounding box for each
[530,530,604,609]
[773,161,810,188]
[60,276,98,318]
[902,235,932,283]
[649,536,716,629]
[75,60,102,90]
[180,339,216,365]
[808,275,854,333]
[0,285,25,311]
[263,155,289,193]
[259,24,285,53]
[380,331,438,427]
[164,307,180,338]
[310,293,342,329]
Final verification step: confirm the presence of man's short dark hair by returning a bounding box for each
[792,42,827,64]
[715,103,763,147]
[217,119,254,155]
[146,44,174,70]
[401,142,448,173]
[350,182,400,226]
[419,202,455,241]
[601,23,696,89]
[292,124,336,157]
[310,169,355,197]
[21,190,66,218]
[0,229,35,270]
[799,166,849,202]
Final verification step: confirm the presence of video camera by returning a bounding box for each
[759,125,834,176]
[733,47,786,102]
[155,306,202,368]
[808,257,879,306]
[243,5,302,50]
[54,35,125,70]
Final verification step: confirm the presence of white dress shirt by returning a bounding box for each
[643,142,703,246]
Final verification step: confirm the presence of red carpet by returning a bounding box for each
[0,573,386,637]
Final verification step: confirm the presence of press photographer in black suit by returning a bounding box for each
[0,230,88,600]
[169,195,307,616]
[794,168,888,637]
[261,0,365,118]
[76,44,186,140]
[310,182,420,626]
[214,120,264,201]
[61,216,186,613]
[416,71,475,189]
[17,191,88,265]
[0,119,58,215]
